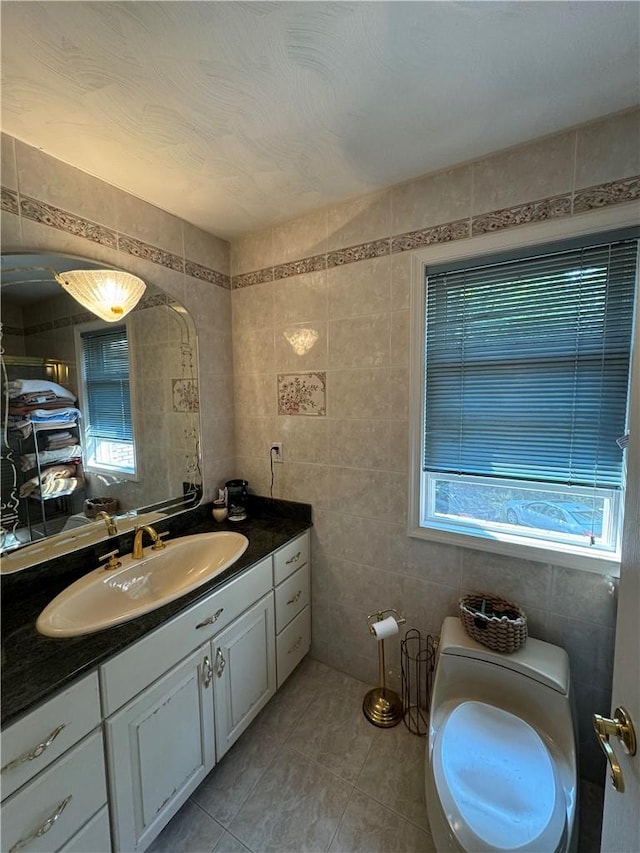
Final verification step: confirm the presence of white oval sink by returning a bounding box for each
[36,532,249,638]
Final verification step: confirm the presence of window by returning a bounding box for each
[415,228,638,564]
[79,324,137,476]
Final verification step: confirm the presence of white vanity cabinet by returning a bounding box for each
[102,554,278,852]
[1,527,311,853]
[105,645,215,853]
[0,671,111,853]
[273,533,311,688]
[213,592,276,760]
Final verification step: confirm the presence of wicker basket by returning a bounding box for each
[459,593,528,654]
[84,497,120,519]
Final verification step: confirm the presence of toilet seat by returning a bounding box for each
[433,701,566,852]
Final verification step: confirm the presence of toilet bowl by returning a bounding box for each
[425,617,578,853]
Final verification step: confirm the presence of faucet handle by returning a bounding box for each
[99,549,121,571]
[151,531,170,551]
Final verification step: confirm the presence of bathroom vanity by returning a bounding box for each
[0,501,311,853]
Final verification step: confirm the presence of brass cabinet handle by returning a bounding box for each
[215,647,226,678]
[1,724,66,774]
[202,655,213,688]
[196,608,224,629]
[9,794,72,853]
[287,636,303,655]
[285,551,301,566]
[593,706,637,792]
[286,590,302,606]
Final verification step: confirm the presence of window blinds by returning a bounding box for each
[80,326,133,442]
[423,231,638,489]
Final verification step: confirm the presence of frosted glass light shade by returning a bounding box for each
[56,270,146,322]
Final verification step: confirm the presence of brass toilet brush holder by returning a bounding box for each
[363,609,406,728]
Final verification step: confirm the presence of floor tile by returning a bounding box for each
[329,789,436,853]
[191,717,282,827]
[213,831,252,853]
[286,668,375,783]
[356,723,430,832]
[229,746,352,852]
[147,799,224,853]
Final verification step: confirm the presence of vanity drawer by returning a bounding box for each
[276,604,311,688]
[274,563,310,634]
[1,671,101,800]
[61,805,111,853]
[100,556,272,715]
[273,531,309,586]
[1,730,106,853]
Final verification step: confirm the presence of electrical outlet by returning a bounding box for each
[271,442,283,463]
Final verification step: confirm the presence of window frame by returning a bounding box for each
[74,318,140,481]
[408,204,639,576]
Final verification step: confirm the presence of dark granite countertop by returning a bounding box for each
[1,497,311,728]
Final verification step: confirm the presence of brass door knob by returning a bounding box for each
[593,706,637,792]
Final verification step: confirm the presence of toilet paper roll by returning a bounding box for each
[371,615,399,640]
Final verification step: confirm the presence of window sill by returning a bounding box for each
[408,521,620,577]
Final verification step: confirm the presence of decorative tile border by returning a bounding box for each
[1,187,229,291]
[185,260,231,290]
[117,234,183,272]
[1,187,19,215]
[233,268,275,289]
[20,194,118,248]
[230,175,639,288]
[471,195,572,236]
[277,371,326,416]
[327,238,390,267]
[1,324,22,336]
[573,176,640,214]
[391,219,469,253]
[273,254,327,280]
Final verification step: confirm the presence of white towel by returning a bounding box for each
[8,379,76,402]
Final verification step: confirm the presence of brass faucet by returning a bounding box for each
[132,525,167,559]
[96,511,118,536]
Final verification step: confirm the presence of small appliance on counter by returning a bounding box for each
[226,479,248,522]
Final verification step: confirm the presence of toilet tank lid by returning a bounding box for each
[439,617,570,695]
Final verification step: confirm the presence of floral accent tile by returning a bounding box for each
[391,219,470,253]
[327,239,390,267]
[185,259,231,289]
[117,235,184,272]
[232,268,275,289]
[273,254,327,280]
[573,176,640,213]
[278,371,326,416]
[139,293,169,310]
[2,324,23,336]
[1,186,19,214]
[20,194,118,248]
[471,195,571,235]
[172,378,200,412]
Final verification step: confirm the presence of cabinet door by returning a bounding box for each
[105,645,215,853]
[213,593,276,760]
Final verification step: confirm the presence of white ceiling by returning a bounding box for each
[1,1,639,241]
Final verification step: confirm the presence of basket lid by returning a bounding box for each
[440,617,570,695]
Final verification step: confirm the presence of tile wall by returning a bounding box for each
[1,134,236,501]
[230,108,640,785]
[2,109,638,786]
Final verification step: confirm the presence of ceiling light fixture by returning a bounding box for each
[54,269,146,322]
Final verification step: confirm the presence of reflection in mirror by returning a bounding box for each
[1,253,202,571]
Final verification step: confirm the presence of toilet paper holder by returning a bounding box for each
[363,609,406,728]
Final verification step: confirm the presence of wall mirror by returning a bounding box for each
[1,252,202,572]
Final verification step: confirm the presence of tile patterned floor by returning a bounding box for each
[148,657,604,853]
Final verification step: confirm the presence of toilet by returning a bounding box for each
[425,617,578,853]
